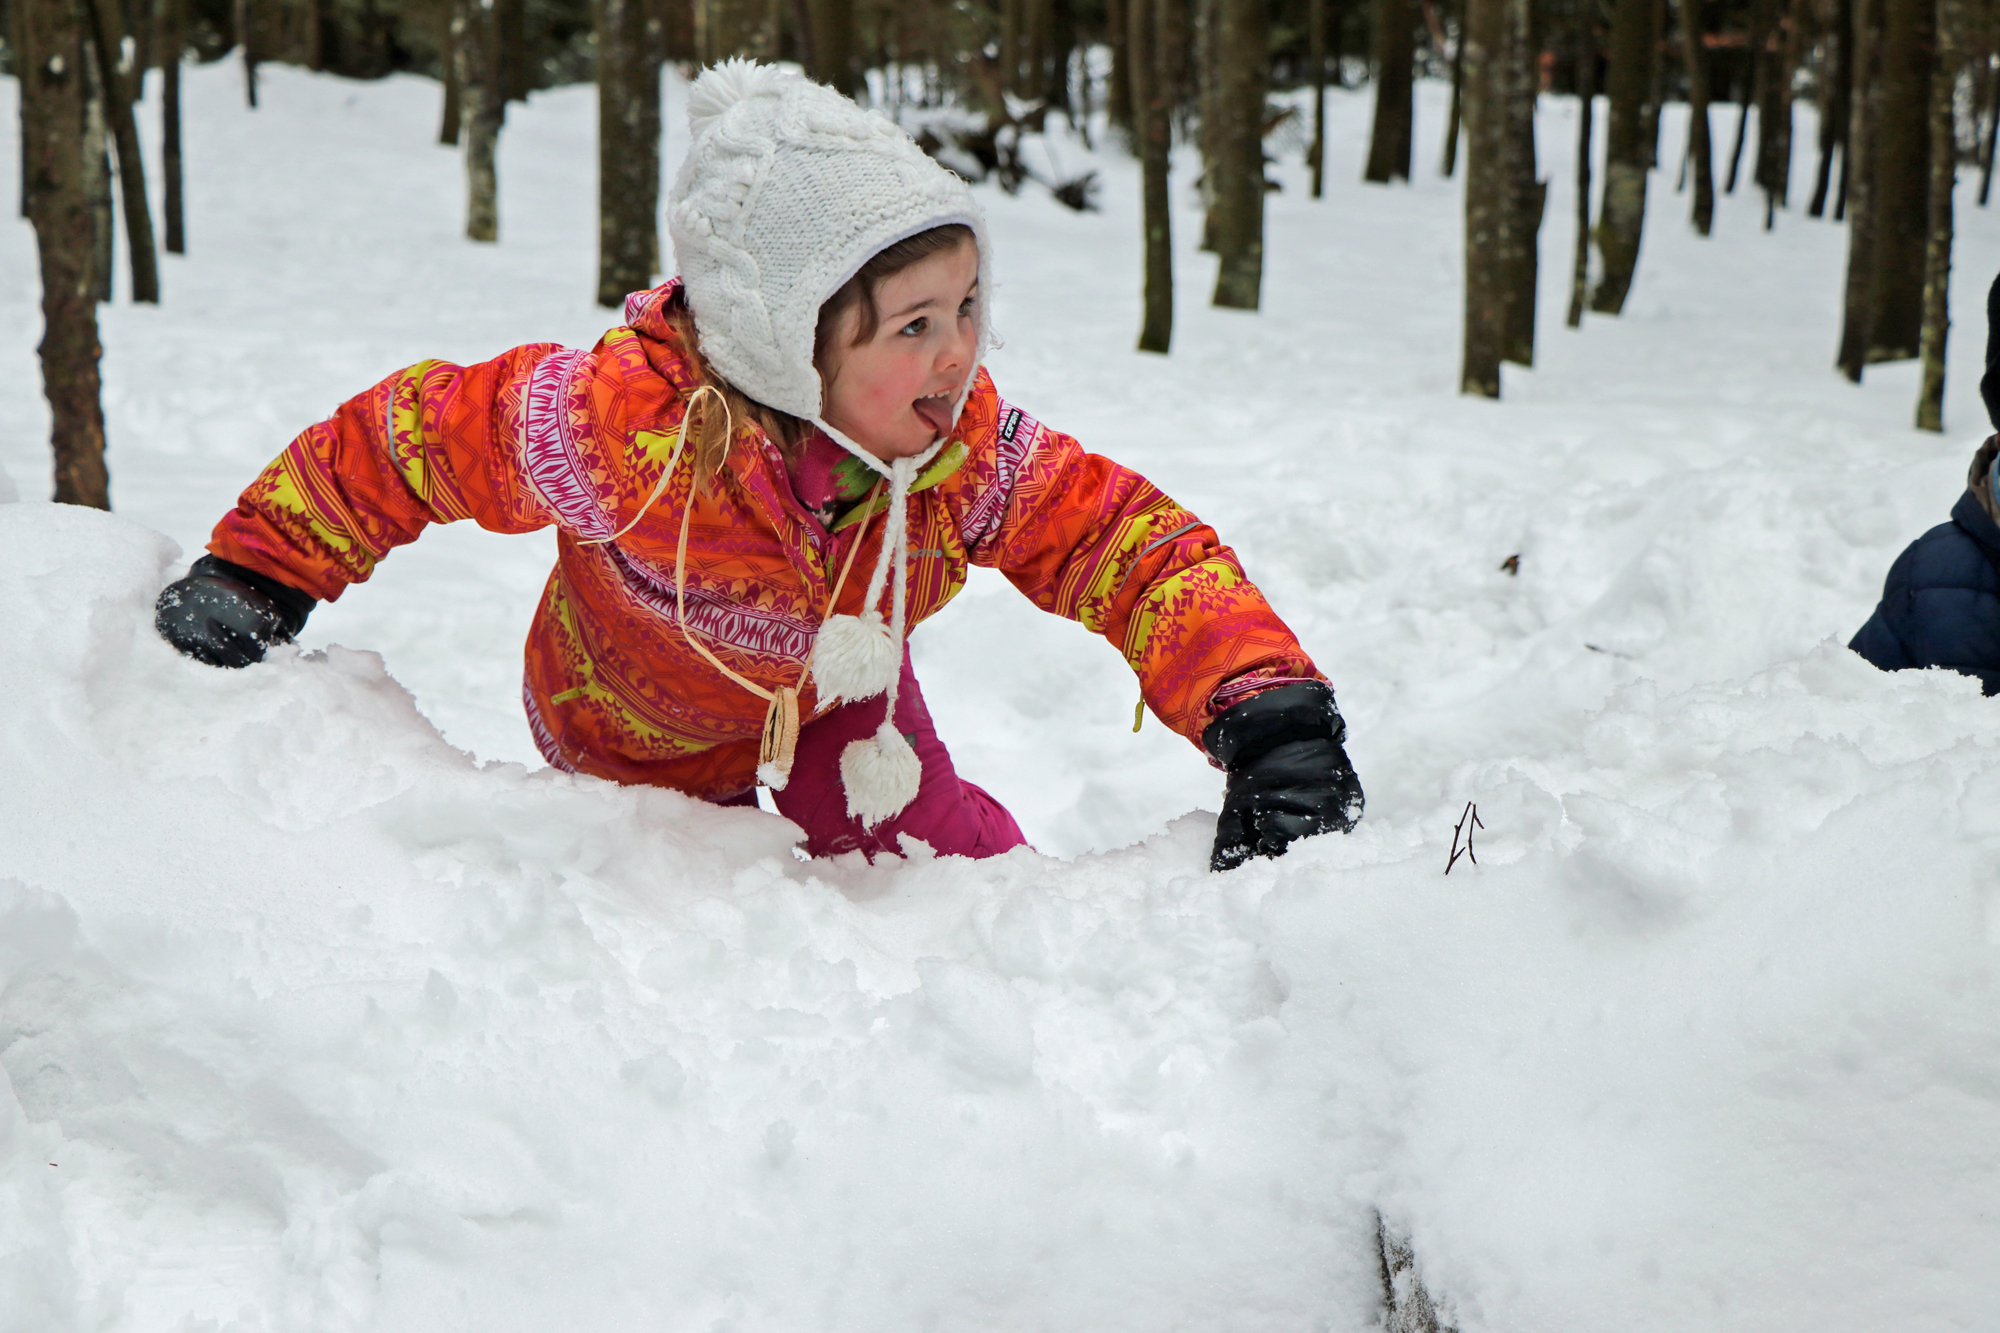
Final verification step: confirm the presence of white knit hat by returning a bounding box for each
[667,59,991,424]
[666,60,993,829]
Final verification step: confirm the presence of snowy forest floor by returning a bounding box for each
[2,62,1998,1332]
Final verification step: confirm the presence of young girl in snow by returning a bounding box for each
[154,61,1361,869]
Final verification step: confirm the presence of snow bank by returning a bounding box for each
[6,493,2000,1331]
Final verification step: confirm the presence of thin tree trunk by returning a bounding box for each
[21,0,110,507]
[12,0,26,220]
[1916,0,1960,430]
[458,0,500,242]
[1310,0,1328,195]
[1047,0,1077,113]
[1639,0,1667,164]
[1001,0,1021,95]
[235,0,258,106]
[1365,0,1417,181]
[1678,0,1713,233]
[1500,0,1542,365]
[439,0,461,144]
[1196,0,1219,249]
[498,0,527,99]
[1567,0,1596,327]
[1976,47,1992,204]
[1723,94,1747,191]
[1863,0,1933,362]
[809,0,857,94]
[1590,0,1658,313]
[1461,0,1504,394]
[162,0,185,254]
[1752,0,1796,227]
[596,0,660,306]
[82,52,113,303]
[1210,0,1265,307]
[1131,0,1173,349]
[1836,0,1883,378]
[84,0,161,302]
[1107,0,1130,138]
[1442,3,1465,175]
[1809,0,1851,216]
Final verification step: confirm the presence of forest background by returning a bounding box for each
[4,0,1988,508]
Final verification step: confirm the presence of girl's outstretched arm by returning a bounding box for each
[206,344,575,602]
[943,377,1323,747]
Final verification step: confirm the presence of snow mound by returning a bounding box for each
[5,502,2000,1330]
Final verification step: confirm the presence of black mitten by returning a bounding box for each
[1204,681,1363,871]
[155,555,315,668]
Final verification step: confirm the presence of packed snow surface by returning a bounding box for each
[4,62,2000,1332]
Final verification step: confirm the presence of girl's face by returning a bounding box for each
[819,239,980,461]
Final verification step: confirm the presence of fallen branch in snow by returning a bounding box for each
[1445,802,1482,874]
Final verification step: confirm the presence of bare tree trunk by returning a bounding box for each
[1130,0,1174,349]
[438,0,461,143]
[1809,0,1851,216]
[84,0,160,302]
[498,0,527,99]
[596,0,661,306]
[808,0,857,93]
[1567,0,1596,327]
[1982,51,2000,206]
[82,52,113,303]
[1196,0,1219,248]
[1310,0,1328,195]
[1366,0,1417,181]
[1107,0,1131,138]
[1210,0,1265,307]
[1863,0,1933,362]
[159,0,185,253]
[21,0,110,508]
[1461,0,1504,394]
[1590,0,1658,313]
[1752,0,1797,227]
[235,0,258,106]
[1836,0,1882,378]
[1678,0,1714,233]
[1442,0,1465,176]
[1639,0,1667,164]
[458,0,500,242]
[1499,0,1541,365]
[1916,0,1960,430]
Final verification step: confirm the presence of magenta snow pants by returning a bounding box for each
[733,650,1027,861]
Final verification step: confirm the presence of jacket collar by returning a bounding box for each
[1952,484,2000,562]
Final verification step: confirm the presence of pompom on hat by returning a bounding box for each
[666,60,992,829]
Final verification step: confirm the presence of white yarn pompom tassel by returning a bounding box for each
[840,721,922,827]
[811,610,900,703]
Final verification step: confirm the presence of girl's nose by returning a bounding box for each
[938,325,973,375]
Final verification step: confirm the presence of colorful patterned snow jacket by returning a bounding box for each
[208,282,1325,801]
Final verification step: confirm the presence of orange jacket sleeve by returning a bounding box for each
[207,345,572,601]
[946,388,1324,747]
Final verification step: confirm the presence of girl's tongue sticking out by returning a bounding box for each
[913,392,954,439]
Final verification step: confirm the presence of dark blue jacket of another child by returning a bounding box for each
[1850,437,2000,695]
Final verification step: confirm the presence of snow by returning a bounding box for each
[3,62,2000,1331]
